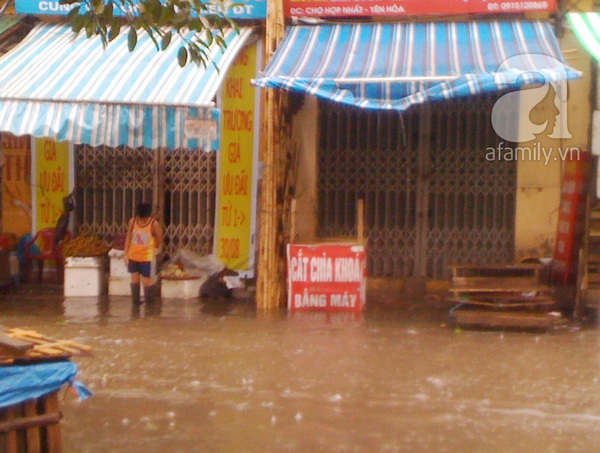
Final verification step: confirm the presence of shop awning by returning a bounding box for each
[567,12,600,61]
[253,20,580,111]
[0,23,253,149]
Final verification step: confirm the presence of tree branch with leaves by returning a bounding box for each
[58,0,239,67]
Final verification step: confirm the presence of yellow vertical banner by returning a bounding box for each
[1,134,32,236]
[216,42,259,273]
[34,138,71,231]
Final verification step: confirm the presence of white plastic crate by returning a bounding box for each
[64,256,108,297]
[108,249,129,278]
[108,276,132,296]
[161,276,207,299]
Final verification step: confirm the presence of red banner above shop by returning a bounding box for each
[284,0,556,18]
[287,243,366,312]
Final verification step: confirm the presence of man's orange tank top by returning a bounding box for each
[128,217,156,262]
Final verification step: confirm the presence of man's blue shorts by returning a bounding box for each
[127,260,156,278]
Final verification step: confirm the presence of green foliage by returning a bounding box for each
[59,0,240,67]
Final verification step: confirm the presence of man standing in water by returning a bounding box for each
[124,202,164,305]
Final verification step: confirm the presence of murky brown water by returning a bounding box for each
[2,284,600,452]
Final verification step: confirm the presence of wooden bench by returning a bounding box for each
[447,263,559,330]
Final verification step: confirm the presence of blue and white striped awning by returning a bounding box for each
[253,21,580,111]
[0,23,253,149]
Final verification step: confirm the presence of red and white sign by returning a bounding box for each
[551,153,592,285]
[287,243,366,312]
[284,0,556,18]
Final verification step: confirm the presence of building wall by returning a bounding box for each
[514,25,594,259]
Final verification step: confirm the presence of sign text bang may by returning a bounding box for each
[287,244,366,312]
[284,0,556,18]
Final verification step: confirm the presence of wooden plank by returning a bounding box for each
[0,328,93,363]
[449,265,542,280]
[5,329,56,344]
[33,340,92,356]
[5,407,17,453]
[447,298,554,308]
[457,300,553,308]
[23,401,41,453]
[43,392,62,453]
[447,294,554,302]
[0,333,33,352]
[450,263,543,271]
[449,285,551,293]
[586,254,600,262]
[451,276,538,289]
[57,340,93,354]
[0,412,60,433]
[452,310,565,329]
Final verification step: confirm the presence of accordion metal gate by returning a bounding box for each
[317,94,517,279]
[74,145,217,260]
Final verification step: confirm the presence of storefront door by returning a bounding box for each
[317,94,517,279]
[74,145,217,260]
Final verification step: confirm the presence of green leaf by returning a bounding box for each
[108,20,121,42]
[72,15,85,34]
[158,7,174,26]
[85,22,95,39]
[161,31,172,51]
[203,29,214,47]
[92,0,104,14]
[66,5,81,19]
[127,27,138,52]
[214,34,227,50]
[177,46,188,67]
[104,1,113,18]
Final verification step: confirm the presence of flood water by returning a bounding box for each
[2,284,600,452]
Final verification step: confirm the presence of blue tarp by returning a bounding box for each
[0,361,92,409]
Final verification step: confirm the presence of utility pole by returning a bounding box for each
[256,0,287,309]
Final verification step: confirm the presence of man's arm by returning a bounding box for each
[124,218,134,259]
[152,220,164,250]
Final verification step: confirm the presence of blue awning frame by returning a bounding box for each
[253,20,581,111]
[0,23,254,149]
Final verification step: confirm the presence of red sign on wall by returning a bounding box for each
[551,153,592,285]
[287,243,366,312]
[284,0,556,18]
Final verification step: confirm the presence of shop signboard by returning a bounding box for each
[214,42,261,276]
[15,0,267,19]
[1,134,31,236]
[287,243,366,312]
[551,153,591,285]
[284,0,556,18]
[184,109,220,151]
[32,138,73,232]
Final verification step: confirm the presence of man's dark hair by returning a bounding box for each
[136,202,152,218]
